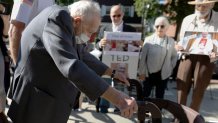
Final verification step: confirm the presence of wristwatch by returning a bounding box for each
[111,70,116,78]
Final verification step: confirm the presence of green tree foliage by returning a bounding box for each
[0,0,13,13]
[214,3,218,11]
[134,0,161,19]
[56,0,78,6]
[164,0,194,39]
[0,0,12,4]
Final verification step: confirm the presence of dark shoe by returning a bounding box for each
[100,108,108,113]
[113,108,120,113]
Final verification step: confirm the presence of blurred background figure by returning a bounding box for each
[9,0,55,64]
[95,4,136,113]
[138,16,177,100]
[175,0,218,112]
[0,0,11,122]
[96,4,136,51]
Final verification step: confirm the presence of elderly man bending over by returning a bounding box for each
[7,1,137,123]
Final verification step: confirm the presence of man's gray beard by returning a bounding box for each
[195,10,210,18]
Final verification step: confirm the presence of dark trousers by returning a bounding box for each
[176,55,215,112]
[73,92,80,110]
[143,71,168,99]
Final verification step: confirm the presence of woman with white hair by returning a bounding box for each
[138,16,177,99]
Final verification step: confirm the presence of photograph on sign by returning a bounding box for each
[181,31,218,55]
[111,63,129,77]
[102,32,142,79]
[104,40,141,52]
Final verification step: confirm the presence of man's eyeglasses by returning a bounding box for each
[112,14,121,18]
[155,25,165,29]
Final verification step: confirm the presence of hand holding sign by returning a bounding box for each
[175,44,184,51]
[209,52,216,58]
[114,71,130,86]
[138,74,146,81]
[99,38,107,48]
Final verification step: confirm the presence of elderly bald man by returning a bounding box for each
[96,4,136,51]
[95,4,136,113]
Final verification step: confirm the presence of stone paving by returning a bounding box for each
[5,81,218,123]
[68,81,218,123]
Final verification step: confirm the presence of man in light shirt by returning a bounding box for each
[95,4,136,113]
[96,4,136,50]
[9,0,55,64]
[175,0,218,112]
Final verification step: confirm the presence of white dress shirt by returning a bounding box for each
[112,21,123,32]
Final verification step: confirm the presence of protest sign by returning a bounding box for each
[181,31,218,56]
[102,32,141,79]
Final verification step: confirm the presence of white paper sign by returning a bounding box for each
[102,32,142,79]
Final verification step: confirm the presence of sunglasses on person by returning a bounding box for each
[112,14,121,18]
[155,25,165,29]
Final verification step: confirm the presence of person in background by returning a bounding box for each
[7,1,137,123]
[95,4,136,113]
[175,0,218,112]
[9,0,55,64]
[138,16,177,100]
[0,1,11,122]
[96,4,136,51]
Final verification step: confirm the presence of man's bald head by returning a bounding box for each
[110,4,124,26]
[110,5,123,14]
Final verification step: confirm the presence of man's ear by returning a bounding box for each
[210,3,215,9]
[73,17,82,26]
[121,12,124,18]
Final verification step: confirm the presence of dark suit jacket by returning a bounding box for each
[8,5,109,123]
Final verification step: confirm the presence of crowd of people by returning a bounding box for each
[0,0,217,122]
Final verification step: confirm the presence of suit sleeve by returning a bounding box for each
[42,10,109,101]
[170,39,178,69]
[138,38,149,77]
[130,26,136,32]
[124,24,136,32]
[77,45,108,76]
[95,26,106,51]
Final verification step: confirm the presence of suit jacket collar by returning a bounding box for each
[109,23,128,32]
